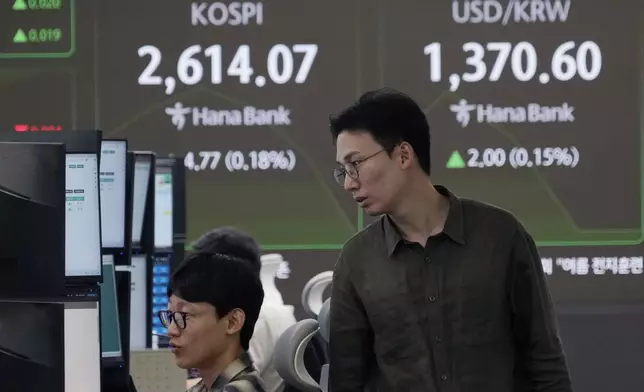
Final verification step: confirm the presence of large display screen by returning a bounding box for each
[154,168,173,249]
[98,0,360,249]
[0,0,96,132]
[132,155,152,246]
[99,140,127,248]
[66,153,102,277]
[7,1,644,310]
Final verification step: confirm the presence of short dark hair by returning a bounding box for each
[191,227,261,274]
[329,88,431,175]
[167,252,264,351]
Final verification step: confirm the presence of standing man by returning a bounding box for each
[328,88,572,391]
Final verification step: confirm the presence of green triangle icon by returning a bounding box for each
[446,150,466,169]
[12,0,27,10]
[13,29,28,43]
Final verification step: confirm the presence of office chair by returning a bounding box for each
[301,271,333,318]
[274,299,331,392]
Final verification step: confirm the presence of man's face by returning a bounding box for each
[335,131,404,216]
[166,295,229,369]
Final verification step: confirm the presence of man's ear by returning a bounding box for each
[225,308,246,335]
[398,142,415,168]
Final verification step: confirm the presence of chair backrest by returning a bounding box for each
[316,299,331,392]
[317,299,331,344]
[273,319,322,392]
[274,299,332,392]
[301,271,333,318]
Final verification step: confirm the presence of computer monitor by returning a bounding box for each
[116,254,148,350]
[154,163,173,250]
[100,140,127,249]
[100,255,123,360]
[66,153,102,279]
[64,290,101,392]
[0,142,66,298]
[151,253,172,346]
[132,153,153,247]
[0,300,65,392]
[0,131,103,282]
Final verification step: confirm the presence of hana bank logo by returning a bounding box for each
[449,99,575,128]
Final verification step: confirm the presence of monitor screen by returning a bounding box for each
[132,156,152,246]
[100,140,127,248]
[0,301,65,392]
[0,142,66,298]
[100,255,122,359]
[116,254,148,350]
[154,168,173,249]
[151,254,171,343]
[64,301,101,392]
[66,154,102,277]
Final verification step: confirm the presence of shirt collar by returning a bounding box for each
[383,185,465,256]
[210,352,254,390]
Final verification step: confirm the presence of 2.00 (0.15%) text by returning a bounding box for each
[184,150,297,173]
[447,146,580,169]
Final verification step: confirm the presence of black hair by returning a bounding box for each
[167,252,264,351]
[191,227,261,274]
[329,87,431,175]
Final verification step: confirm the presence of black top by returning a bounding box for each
[329,186,572,392]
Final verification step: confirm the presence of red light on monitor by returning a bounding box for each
[14,124,28,132]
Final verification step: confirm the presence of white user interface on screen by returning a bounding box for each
[99,141,127,248]
[64,302,101,392]
[65,154,102,277]
[132,158,151,245]
[154,170,173,249]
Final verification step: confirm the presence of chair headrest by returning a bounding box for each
[273,319,321,392]
[301,271,333,318]
[317,299,331,343]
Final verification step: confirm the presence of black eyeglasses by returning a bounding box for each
[333,149,386,185]
[158,310,189,329]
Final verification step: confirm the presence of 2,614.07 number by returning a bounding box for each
[138,44,318,92]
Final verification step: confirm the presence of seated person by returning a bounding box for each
[160,251,266,392]
[192,227,297,392]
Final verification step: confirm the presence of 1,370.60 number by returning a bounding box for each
[424,41,602,85]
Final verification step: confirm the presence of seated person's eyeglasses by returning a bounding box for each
[158,310,188,329]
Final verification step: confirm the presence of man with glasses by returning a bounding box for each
[328,88,572,391]
[160,251,266,392]
[191,227,297,392]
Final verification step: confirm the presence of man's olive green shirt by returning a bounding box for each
[329,186,572,392]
